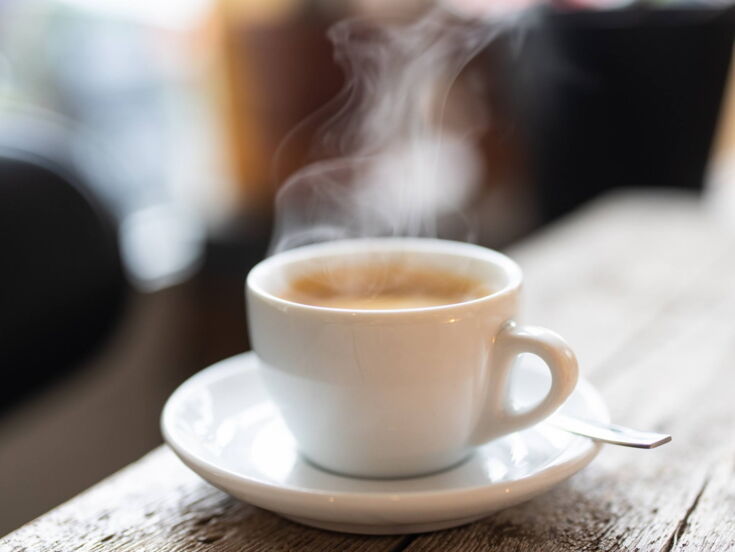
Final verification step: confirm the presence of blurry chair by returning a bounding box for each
[0,154,126,408]
[0,117,200,535]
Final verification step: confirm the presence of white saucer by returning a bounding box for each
[162,352,608,535]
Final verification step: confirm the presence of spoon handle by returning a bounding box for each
[550,415,672,449]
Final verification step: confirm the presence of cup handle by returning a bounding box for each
[470,321,579,445]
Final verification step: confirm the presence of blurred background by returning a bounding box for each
[2,0,735,535]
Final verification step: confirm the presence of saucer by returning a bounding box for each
[161,352,608,535]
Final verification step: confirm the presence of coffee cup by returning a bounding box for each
[246,238,578,478]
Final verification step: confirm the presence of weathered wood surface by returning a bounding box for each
[0,447,403,552]
[4,189,735,551]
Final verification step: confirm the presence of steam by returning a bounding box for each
[269,7,526,255]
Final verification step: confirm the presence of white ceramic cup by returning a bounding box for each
[246,238,578,478]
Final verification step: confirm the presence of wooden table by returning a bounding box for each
[4,190,735,551]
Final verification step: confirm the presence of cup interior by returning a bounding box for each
[247,238,521,312]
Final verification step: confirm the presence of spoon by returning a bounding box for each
[549,414,671,449]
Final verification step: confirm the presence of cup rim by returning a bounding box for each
[246,237,522,315]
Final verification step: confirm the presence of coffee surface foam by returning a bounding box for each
[281,263,489,309]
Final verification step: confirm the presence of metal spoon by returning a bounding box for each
[549,414,672,449]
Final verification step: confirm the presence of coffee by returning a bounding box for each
[281,263,490,309]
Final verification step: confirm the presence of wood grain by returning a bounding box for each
[0,447,405,552]
[3,189,734,551]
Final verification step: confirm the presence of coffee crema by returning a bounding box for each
[281,263,490,309]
